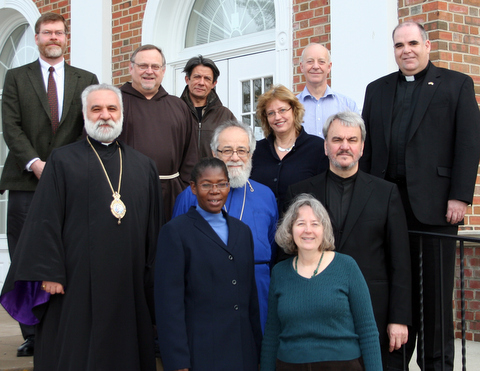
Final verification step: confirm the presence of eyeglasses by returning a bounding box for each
[131,62,163,71]
[198,182,230,191]
[216,148,250,157]
[40,30,67,37]
[266,107,292,118]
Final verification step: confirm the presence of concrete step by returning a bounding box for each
[1,306,479,370]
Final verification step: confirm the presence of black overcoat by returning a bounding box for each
[155,207,262,371]
[1,139,162,371]
[360,62,480,225]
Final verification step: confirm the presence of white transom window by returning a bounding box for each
[185,0,275,47]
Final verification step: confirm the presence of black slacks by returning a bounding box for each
[7,190,36,340]
[388,183,456,371]
[276,358,364,371]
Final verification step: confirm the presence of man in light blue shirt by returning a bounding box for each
[297,43,359,138]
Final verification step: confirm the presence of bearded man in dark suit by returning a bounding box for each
[361,21,480,370]
[0,12,98,356]
[286,111,411,370]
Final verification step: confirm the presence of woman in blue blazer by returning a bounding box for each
[155,158,262,371]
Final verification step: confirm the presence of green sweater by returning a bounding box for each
[260,253,382,370]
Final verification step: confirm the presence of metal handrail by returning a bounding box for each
[407,231,479,371]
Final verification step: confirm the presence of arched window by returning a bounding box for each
[185,0,275,47]
[0,19,38,235]
[0,23,37,89]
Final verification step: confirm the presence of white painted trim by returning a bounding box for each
[71,0,112,82]
[0,0,40,28]
[141,0,292,94]
[0,0,40,53]
[331,0,398,110]
[274,0,293,89]
[0,0,40,288]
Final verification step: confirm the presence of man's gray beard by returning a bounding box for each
[227,160,252,188]
[327,151,359,172]
[85,118,123,143]
[44,45,64,58]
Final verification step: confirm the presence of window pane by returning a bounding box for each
[186,0,275,47]
[242,81,251,113]
[264,76,273,92]
[0,24,37,89]
[253,79,262,110]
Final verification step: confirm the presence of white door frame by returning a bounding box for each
[0,1,40,289]
[141,0,292,95]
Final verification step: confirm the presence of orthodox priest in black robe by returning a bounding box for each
[0,84,163,371]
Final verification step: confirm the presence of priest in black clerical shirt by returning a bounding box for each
[0,84,163,371]
[285,111,411,370]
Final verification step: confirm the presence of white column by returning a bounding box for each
[70,0,112,83]
[275,0,293,89]
[331,0,398,110]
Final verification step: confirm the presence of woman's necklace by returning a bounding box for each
[275,135,296,152]
[277,143,295,152]
[87,137,126,224]
[295,250,325,278]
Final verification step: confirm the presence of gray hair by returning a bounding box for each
[81,84,123,118]
[300,42,331,63]
[323,111,366,142]
[210,120,256,155]
[130,44,166,68]
[392,21,428,42]
[276,194,335,255]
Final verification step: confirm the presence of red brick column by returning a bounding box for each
[455,244,480,342]
[112,0,147,86]
[292,0,331,94]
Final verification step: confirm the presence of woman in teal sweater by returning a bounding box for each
[260,194,382,371]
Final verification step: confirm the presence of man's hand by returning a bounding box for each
[31,160,46,180]
[41,281,65,295]
[446,199,468,225]
[387,323,408,352]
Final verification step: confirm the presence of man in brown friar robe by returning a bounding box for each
[0,84,163,371]
[119,44,198,220]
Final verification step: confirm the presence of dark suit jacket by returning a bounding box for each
[0,59,98,191]
[286,170,412,347]
[155,207,262,371]
[360,62,480,226]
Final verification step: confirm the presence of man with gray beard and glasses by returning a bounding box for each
[172,120,278,332]
[1,84,163,371]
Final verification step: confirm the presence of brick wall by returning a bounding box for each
[292,0,331,94]
[111,0,147,86]
[455,243,480,342]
